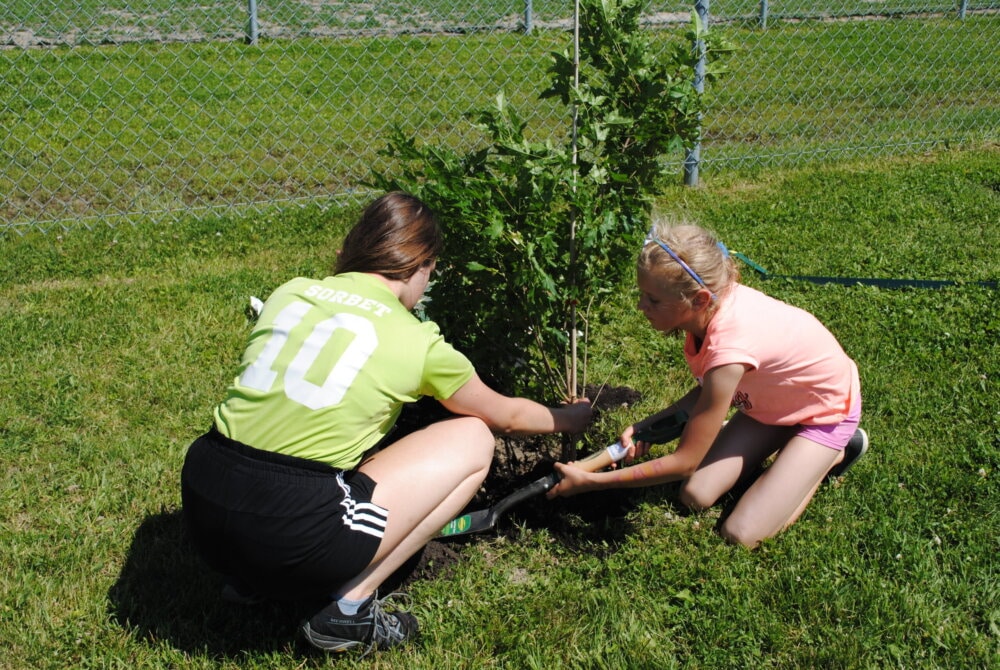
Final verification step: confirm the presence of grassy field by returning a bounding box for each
[3,10,997,232]
[1,145,997,668]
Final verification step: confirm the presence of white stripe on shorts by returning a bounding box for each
[336,474,388,539]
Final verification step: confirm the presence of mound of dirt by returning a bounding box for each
[385,384,647,590]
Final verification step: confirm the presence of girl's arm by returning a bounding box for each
[622,385,702,462]
[440,373,592,435]
[548,363,746,497]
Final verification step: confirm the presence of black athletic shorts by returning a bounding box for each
[180,427,387,600]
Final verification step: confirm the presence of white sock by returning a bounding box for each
[334,594,370,616]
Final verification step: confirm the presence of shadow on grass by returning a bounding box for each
[487,476,693,556]
[107,508,457,660]
[441,447,694,558]
[107,508,323,659]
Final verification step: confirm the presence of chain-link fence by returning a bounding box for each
[2,1,997,235]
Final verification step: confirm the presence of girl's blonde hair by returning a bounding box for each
[637,221,739,307]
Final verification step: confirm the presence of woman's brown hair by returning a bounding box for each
[335,192,443,280]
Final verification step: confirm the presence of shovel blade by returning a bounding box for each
[438,508,496,537]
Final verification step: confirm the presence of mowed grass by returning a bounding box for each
[1,146,998,668]
[3,14,996,231]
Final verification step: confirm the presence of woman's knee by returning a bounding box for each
[447,416,496,467]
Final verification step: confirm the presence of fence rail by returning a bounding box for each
[2,1,998,235]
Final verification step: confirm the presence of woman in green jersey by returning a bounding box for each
[181,192,591,655]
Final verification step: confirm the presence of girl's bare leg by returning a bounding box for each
[718,434,841,548]
[679,412,795,511]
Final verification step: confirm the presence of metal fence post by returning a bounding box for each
[525,0,534,34]
[760,0,769,29]
[247,0,259,45]
[684,0,710,187]
[959,0,968,19]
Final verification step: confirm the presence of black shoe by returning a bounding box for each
[826,428,869,482]
[301,592,418,654]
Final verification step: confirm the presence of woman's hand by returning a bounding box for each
[557,397,593,434]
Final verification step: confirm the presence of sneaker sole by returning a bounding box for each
[827,428,869,481]
[300,621,363,652]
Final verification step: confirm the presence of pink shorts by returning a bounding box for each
[796,393,862,451]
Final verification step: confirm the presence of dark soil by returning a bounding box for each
[383,384,654,592]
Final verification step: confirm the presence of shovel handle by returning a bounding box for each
[573,410,689,471]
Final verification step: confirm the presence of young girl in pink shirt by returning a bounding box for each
[549,222,867,547]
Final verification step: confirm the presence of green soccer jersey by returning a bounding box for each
[213,272,475,469]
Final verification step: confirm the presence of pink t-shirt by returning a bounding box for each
[684,284,860,426]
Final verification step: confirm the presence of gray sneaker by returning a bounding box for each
[301,592,418,655]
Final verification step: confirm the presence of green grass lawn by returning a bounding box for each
[3,12,996,232]
[1,146,998,668]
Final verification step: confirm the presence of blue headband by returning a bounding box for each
[644,228,726,300]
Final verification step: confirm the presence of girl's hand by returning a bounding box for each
[619,425,652,464]
[442,375,592,435]
[546,461,598,499]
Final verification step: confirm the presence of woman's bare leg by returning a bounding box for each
[336,416,495,599]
